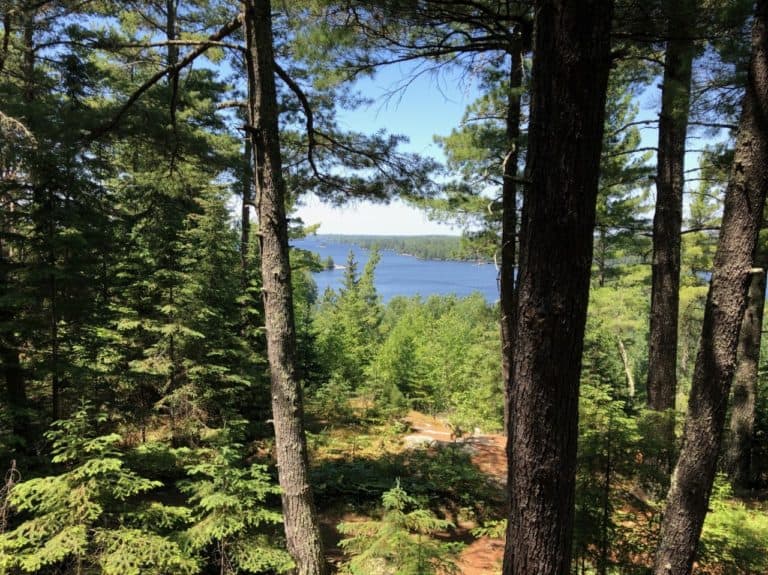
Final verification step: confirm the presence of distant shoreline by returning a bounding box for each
[310,234,493,264]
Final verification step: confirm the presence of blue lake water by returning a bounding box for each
[292,236,499,303]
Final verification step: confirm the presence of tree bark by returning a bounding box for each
[242,2,328,574]
[501,34,524,437]
[653,3,768,572]
[726,261,765,489]
[646,0,695,413]
[502,1,613,573]
[618,338,635,399]
[241,139,252,280]
[166,0,180,161]
[728,237,767,488]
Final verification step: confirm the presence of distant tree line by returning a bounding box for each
[319,234,494,262]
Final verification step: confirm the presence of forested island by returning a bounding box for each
[1,2,767,575]
[318,234,494,262]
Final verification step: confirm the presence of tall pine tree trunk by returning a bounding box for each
[501,35,524,437]
[21,4,63,421]
[241,139,252,280]
[502,1,613,573]
[647,0,695,413]
[726,260,765,489]
[653,3,768,572]
[242,2,327,574]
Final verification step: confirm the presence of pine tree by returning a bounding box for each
[503,1,613,572]
[0,403,196,575]
[180,431,292,574]
[338,481,462,575]
[654,1,768,571]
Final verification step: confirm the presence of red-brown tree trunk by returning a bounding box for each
[502,1,613,573]
[653,3,768,572]
[243,2,328,574]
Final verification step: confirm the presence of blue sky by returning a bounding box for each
[294,63,479,235]
[294,60,712,237]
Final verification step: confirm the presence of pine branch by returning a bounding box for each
[88,15,242,141]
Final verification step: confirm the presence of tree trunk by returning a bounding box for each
[726,264,764,488]
[242,2,328,575]
[726,260,765,489]
[653,3,768,572]
[618,338,635,399]
[646,0,695,413]
[502,1,613,573]
[21,5,63,422]
[166,0,180,160]
[501,35,524,437]
[241,139,252,280]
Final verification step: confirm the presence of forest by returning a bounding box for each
[1,1,767,574]
[316,235,493,262]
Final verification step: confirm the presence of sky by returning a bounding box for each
[293,58,711,237]
[294,63,479,236]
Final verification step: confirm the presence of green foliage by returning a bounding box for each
[338,481,463,575]
[0,403,196,574]
[179,434,292,574]
[470,519,507,539]
[401,445,499,511]
[699,477,768,574]
[593,62,653,285]
[574,317,644,573]
[106,174,258,444]
[375,295,502,429]
[313,279,502,429]
[313,249,383,392]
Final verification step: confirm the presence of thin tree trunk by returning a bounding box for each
[501,34,524,437]
[726,255,766,489]
[653,4,768,572]
[242,2,327,574]
[618,338,635,399]
[647,0,695,413]
[597,228,607,287]
[166,0,180,163]
[21,5,63,421]
[598,440,612,575]
[502,1,613,573]
[22,8,34,103]
[241,139,252,280]
[1,9,27,436]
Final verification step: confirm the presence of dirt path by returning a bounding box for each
[403,412,507,575]
[403,411,507,481]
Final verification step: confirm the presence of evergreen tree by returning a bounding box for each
[503,2,613,573]
[338,481,462,575]
[654,2,768,570]
[0,403,196,574]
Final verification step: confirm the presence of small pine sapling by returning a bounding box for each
[0,402,196,574]
[338,480,463,575]
[179,431,293,574]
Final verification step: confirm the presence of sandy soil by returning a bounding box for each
[403,411,507,575]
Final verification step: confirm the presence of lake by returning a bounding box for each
[292,236,499,303]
